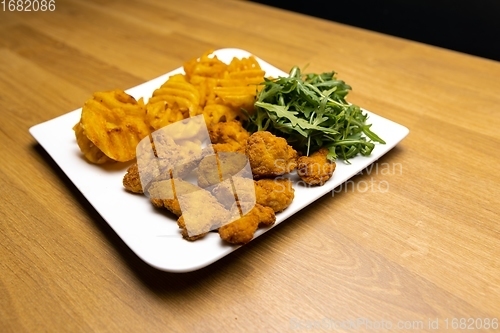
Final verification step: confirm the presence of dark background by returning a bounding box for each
[249,0,500,62]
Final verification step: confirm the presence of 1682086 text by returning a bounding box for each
[1,0,55,11]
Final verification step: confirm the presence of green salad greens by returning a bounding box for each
[246,66,385,162]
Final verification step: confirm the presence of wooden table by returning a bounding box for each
[1,1,499,331]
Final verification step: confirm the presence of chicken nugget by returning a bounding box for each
[148,177,230,239]
[219,204,275,245]
[255,178,294,213]
[245,131,297,178]
[211,176,256,211]
[248,202,276,227]
[148,178,200,217]
[208,120,250,153]
[132,130,205,193]
[177,216,207,241]
[197,152,248,188]
[176,188,230,240]
[297,148,336,186]
[122,163,143,194]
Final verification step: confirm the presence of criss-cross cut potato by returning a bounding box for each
[79,90,150,163]
[145,101,185,131]
[146,74,202,130]
[184,51,228,81]
[73,121,112,164]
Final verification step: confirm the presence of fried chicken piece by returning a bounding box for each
[176,189,230,240]
[123,163,143,194]
[123,131,205,193]
[213,176,296,214]
[219,204,275,245]
[151,129,204,179]
[208,120,250,153]
[255,178,294,213]
[297,148,336,186]
[245,131,298,178]
[126,134,179,194]
[177,216,207,241]
[148,178,201,217]
[197,151,248,188]
[241,203,275,229]
[196,154,220,188]
[211,176,256,210]
[148,178,229,239]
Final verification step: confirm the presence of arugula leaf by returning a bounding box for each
[246,66,385,162]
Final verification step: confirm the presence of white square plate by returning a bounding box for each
[29,48,409,272]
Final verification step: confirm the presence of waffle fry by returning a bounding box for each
[78,90,150,163]
[181,50,265,125]
[147,74,202,128]
[73,121,112,164]
[75,50,265,165]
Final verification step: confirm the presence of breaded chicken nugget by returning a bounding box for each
[297,148,336,186]
[149,178,229,239]
[126,131,205,194]
[245,131,297,178]
[177,216,207,241]
[248,203,276,227]
[219,204,275,245]
[122,163,143,194]
[208,120,250,153]
[211,176,256,209]
[197,152,248,188]
[255,178,294,213]
[176,189,230,240]
[148,178,200,217]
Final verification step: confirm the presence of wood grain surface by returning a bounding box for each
[1,0,499,332]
